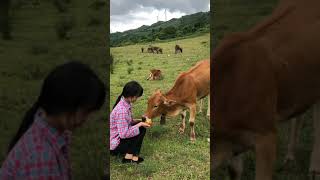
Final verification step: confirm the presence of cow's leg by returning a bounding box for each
[207,95,210,117]
[282,117,303,167]
[198,99,203,113]
[310,102,320,178]
[189,104,197,141]
[147,73,152,80]
[179,110,187,134]
[160,114,166,125]
[228,155,243,180]
[255,132,276,180]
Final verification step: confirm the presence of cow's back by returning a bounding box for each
[186,60,210,98]
[250,1,320,120]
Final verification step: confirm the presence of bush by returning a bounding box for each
[126,59,133,66]
[158,26,177,40]
[127,67,134,74]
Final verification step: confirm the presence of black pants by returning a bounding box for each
[110,127,146,156]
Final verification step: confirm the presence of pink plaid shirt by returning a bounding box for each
[0,110,72,180]
[110,97,140,150]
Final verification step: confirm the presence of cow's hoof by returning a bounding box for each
[190,138,196,142]
[178,128,185,134]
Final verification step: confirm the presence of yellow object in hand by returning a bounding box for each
[145,118,152,126]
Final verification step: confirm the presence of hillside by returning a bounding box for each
[111,11,210,47]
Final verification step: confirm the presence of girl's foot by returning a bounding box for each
[132,156,144,164]
[122,153,133,163]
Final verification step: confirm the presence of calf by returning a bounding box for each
[147,69,162,80]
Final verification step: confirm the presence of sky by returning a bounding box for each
[110,0,210,33]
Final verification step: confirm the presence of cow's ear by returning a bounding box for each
[163,99,177,106]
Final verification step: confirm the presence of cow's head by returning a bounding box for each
[144,89,179,120]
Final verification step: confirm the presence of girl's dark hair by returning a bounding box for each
[8,61,106,153]
[112,81,143,109]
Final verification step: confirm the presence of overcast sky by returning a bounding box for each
[110,0,210,33]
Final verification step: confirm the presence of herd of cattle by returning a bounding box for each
[141,44,183,54]
[212,0,320,179]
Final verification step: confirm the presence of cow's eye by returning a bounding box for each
[153,105,158,108]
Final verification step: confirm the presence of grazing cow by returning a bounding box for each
[151,46,162,54]
[212,0,320,180]
[147,69,162,80]
[144,60,210,141]
[147,47,153,53]
[141,47,144,53]
[175,45,183,54]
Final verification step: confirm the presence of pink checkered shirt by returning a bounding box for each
[0,110,72,180]
[110,97,140,150]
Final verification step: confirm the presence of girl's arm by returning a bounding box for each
[115,109,140,139]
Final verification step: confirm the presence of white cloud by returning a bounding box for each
[111,8,186,33]
[110,0,209,33]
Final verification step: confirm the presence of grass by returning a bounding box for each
[213,0,315,179]
[110,33,210,179]
[0,1,109,179]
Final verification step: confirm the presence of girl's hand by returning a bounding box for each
[132,119,142,123]
[138,122,151,128]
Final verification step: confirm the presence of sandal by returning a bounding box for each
[132,157,144,164]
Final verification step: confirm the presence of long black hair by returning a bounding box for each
[8,61,106,153]
[112,81,143,109]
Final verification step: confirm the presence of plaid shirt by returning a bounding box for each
[110,97,140,150]
[0,110,72,180]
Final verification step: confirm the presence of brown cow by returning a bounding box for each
[147,47,153,53]
[212,0,320,180]
[151,46,162,54]
[175,45,183,54]
[144,60,210,141]
[147,69,162,80]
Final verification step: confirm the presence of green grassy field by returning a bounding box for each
[110,33,210,179]
[213,0,315,179]
[0,1,108,179]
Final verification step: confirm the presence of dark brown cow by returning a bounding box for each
[147,69,162,80]
[212,0,320,180]
[151,46,162,54]
[147,47,153,53]
[141,47,144,53]
[175,45,183,54]
[144,60,210,141]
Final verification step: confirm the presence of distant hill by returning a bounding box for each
[110,11,210,47]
